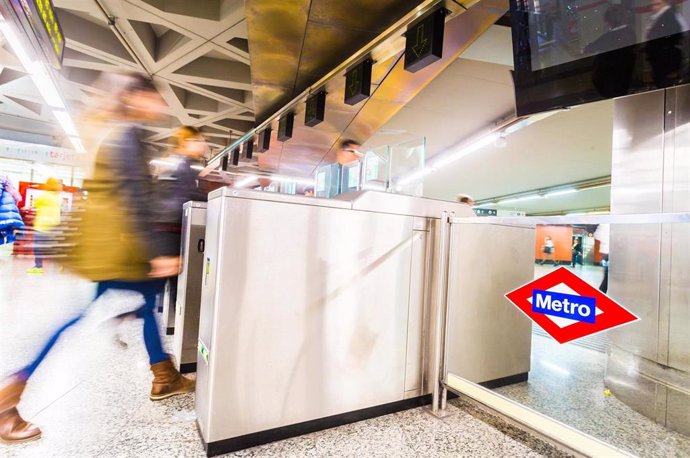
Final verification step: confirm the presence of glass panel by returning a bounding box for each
[444,216,690,457]
[389,137,426,197]
[362,146,390,192]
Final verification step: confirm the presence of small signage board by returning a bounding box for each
[10,0,64,69]
[505,267,639,344]
[404,8,445,73]
[305,91,326,127]
[344,59,372,105]
[277,113,294,141]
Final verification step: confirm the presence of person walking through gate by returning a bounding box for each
[0,75,194,444]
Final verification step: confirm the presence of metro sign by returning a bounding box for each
[505,267,639,344]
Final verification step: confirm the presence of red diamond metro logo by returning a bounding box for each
[505,267,639,344]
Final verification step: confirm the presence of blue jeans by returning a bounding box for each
[18,279,168,379]
[33,232,49,268]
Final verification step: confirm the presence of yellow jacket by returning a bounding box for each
[34,192,61,233]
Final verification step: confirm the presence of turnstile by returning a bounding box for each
[195,189,533,456]
[172,201,207,373]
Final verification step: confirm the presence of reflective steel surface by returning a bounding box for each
[215,0,507,176]
[194,190,477,444]
[608,84,690,435]
[444,222,533,384]
[246,0,426,121]
[172,202,207,372]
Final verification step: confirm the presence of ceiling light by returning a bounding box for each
[545,188,578,198]
[68,136,86,154]
[474,202,496,208]
[498,195,543,205]
[432,133,500,169]
[0,16,65,109]
[52,110,78,136]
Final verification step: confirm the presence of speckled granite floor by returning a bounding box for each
[1,258,688,457]
[0,258,560,458]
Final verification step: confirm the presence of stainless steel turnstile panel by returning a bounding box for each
[608,84,690,434]
[173,201,206,372]
[195,188,531,451]
[197,193,415,442]
[445,223,534,384]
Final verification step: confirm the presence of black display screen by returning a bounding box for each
[511,0,690,116]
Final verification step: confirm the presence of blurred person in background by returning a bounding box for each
[0,175,23,246]
[26,178,63,274]
[110,126,208,327]
[153,125,208,253]
[0,74,193,445]
[456,193,474,208]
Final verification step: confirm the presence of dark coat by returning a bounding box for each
[153,155,207,257]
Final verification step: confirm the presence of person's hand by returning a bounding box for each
[149,256,181,278]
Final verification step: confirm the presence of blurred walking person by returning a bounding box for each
[27,178,63,274]
[0,75,193,445]
[0,175,23,246]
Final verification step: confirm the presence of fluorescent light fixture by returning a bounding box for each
[498,194,543,205]
[502,110,559,135]
[0,17,65,109]
[545,188,578,198]
[235,175,257,188]
[433,133,500,169]
[68,136,86,154]
[582,183,611,191]
[31,65,65,109]
[52,110,78,136]
[474,202,496,208]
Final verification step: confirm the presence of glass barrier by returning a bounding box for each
[312,137,426,199]
[390,137,425,197]
[437,213,690,457]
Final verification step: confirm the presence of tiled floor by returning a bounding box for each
[2,256,689,457]
[0,257,559,458]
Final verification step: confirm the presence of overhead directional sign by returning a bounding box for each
[277,113,294,141]
[244,139,254,159]
[10,0,65,69]
[257,128,271,152]
[344,58,372,105]
[305,90,326,127]
[404,7,446,73]
[505,267,639,344]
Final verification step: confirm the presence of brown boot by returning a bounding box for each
[150,359,195,401]
[0,377,41,444]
